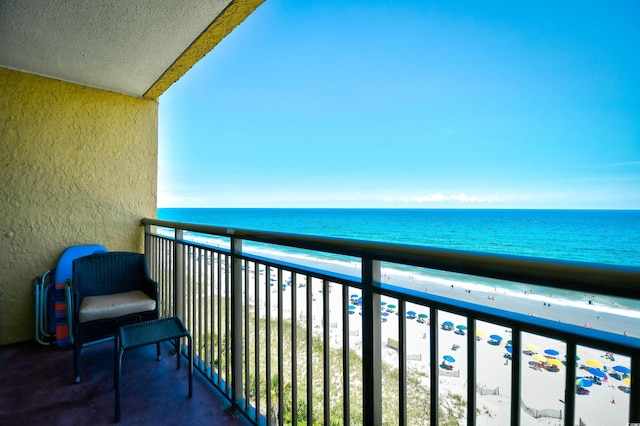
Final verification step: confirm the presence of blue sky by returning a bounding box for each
[158,0,640,209]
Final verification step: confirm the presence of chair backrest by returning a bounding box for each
[73,252,150,298]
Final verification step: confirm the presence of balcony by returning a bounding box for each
[140,218,640,425]
[2,218,638,425]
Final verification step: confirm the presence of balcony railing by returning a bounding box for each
[142,218,640,426]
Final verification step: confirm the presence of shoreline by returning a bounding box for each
[239,242,640,337]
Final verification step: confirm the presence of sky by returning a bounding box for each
[158,0,640,209]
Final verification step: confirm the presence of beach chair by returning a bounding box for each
[72,251,159,383]
[34,245,108,346]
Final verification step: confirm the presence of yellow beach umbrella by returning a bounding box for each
[546,358,563,367]
[623,377,631,385]
[476,330,485,336]
[586,359,604,368]
[532,354,547,363]
[526,343,540,352]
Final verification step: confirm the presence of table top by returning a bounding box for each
[119,316,189,350]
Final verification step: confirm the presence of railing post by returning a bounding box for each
[144,224,151,258]
[466,318,476,426]
[429,308,439,425]
[631,354,640,422]
[175,229,185,322]
[362,257,382,425]
[143,223,154,283]
[564,341,576,426]
[231,237,244,410]
[510,327,521,426]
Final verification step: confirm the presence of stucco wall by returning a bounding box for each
[0,68,158,344]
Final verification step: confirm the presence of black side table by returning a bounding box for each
[115,316,193,422]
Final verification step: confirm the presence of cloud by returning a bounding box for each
[387,193,503,204]
[609,161,640,167]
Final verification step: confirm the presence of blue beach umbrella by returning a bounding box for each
[348,305,356,310]
[350,294,359,299]
[544,349,560,357]
[576,378,593,387]
[490,334,503,341]
[380,301,387,306]
[443,355,455,363]
[442,321,454,327]
[613,365,631,374]
[588,367,607,378]
[407,311,417,318]
[505,346,513,353]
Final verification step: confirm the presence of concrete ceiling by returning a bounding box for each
[0,0,248,98]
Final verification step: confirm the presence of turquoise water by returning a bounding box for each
[158,208,640,268]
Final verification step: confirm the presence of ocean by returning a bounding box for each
[157,208,640,326]
[157,208,640,268]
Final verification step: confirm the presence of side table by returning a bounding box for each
[115,316,193,422]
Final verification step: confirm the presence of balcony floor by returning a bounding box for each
[0,340,252,425]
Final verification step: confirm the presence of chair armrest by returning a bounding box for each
[139,276,159,305]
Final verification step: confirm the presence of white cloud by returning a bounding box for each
[610,161,640,167]
[388,193,503,204]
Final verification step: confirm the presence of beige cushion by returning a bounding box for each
[79,290,156,323]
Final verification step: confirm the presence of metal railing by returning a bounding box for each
[142,218,640,425]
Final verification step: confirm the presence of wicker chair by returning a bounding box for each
[72,252,159,383]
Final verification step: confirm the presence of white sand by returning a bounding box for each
[231,260,634,425]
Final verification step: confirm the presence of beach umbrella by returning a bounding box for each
[387,304,396,310]
[506,339,513,346]
[623,377,631,385]
[613,365,631,374]
[407,310,417,317]
[381,311,389,317]
[586,359,604,368]
[380,301,387,306]
[505,346,513,354]
[418,313,428,320]
[544,349,560,357]
[476,330,485,336]
[525,343,539,352]
[348,305,356,310]
[456,324,468,331]
[350,294,359,299]
[546,358,563,367]
[490,334,502,341]
[532,354,547,363]
[443,355,455,363]
[443,321,454,327]
[576,378,593,388]
[588,367,607,378]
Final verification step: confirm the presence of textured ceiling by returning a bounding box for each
[0,0,233,97]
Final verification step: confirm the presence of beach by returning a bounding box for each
[245,243,640,338]
[247,262,635,426]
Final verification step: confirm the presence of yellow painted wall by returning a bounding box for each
[0,68,158,344]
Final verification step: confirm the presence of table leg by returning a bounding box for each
[175,338,181,370]
[115,339,124,422]
[188,334,193,398]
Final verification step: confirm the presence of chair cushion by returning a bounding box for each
[79,290,156,323]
